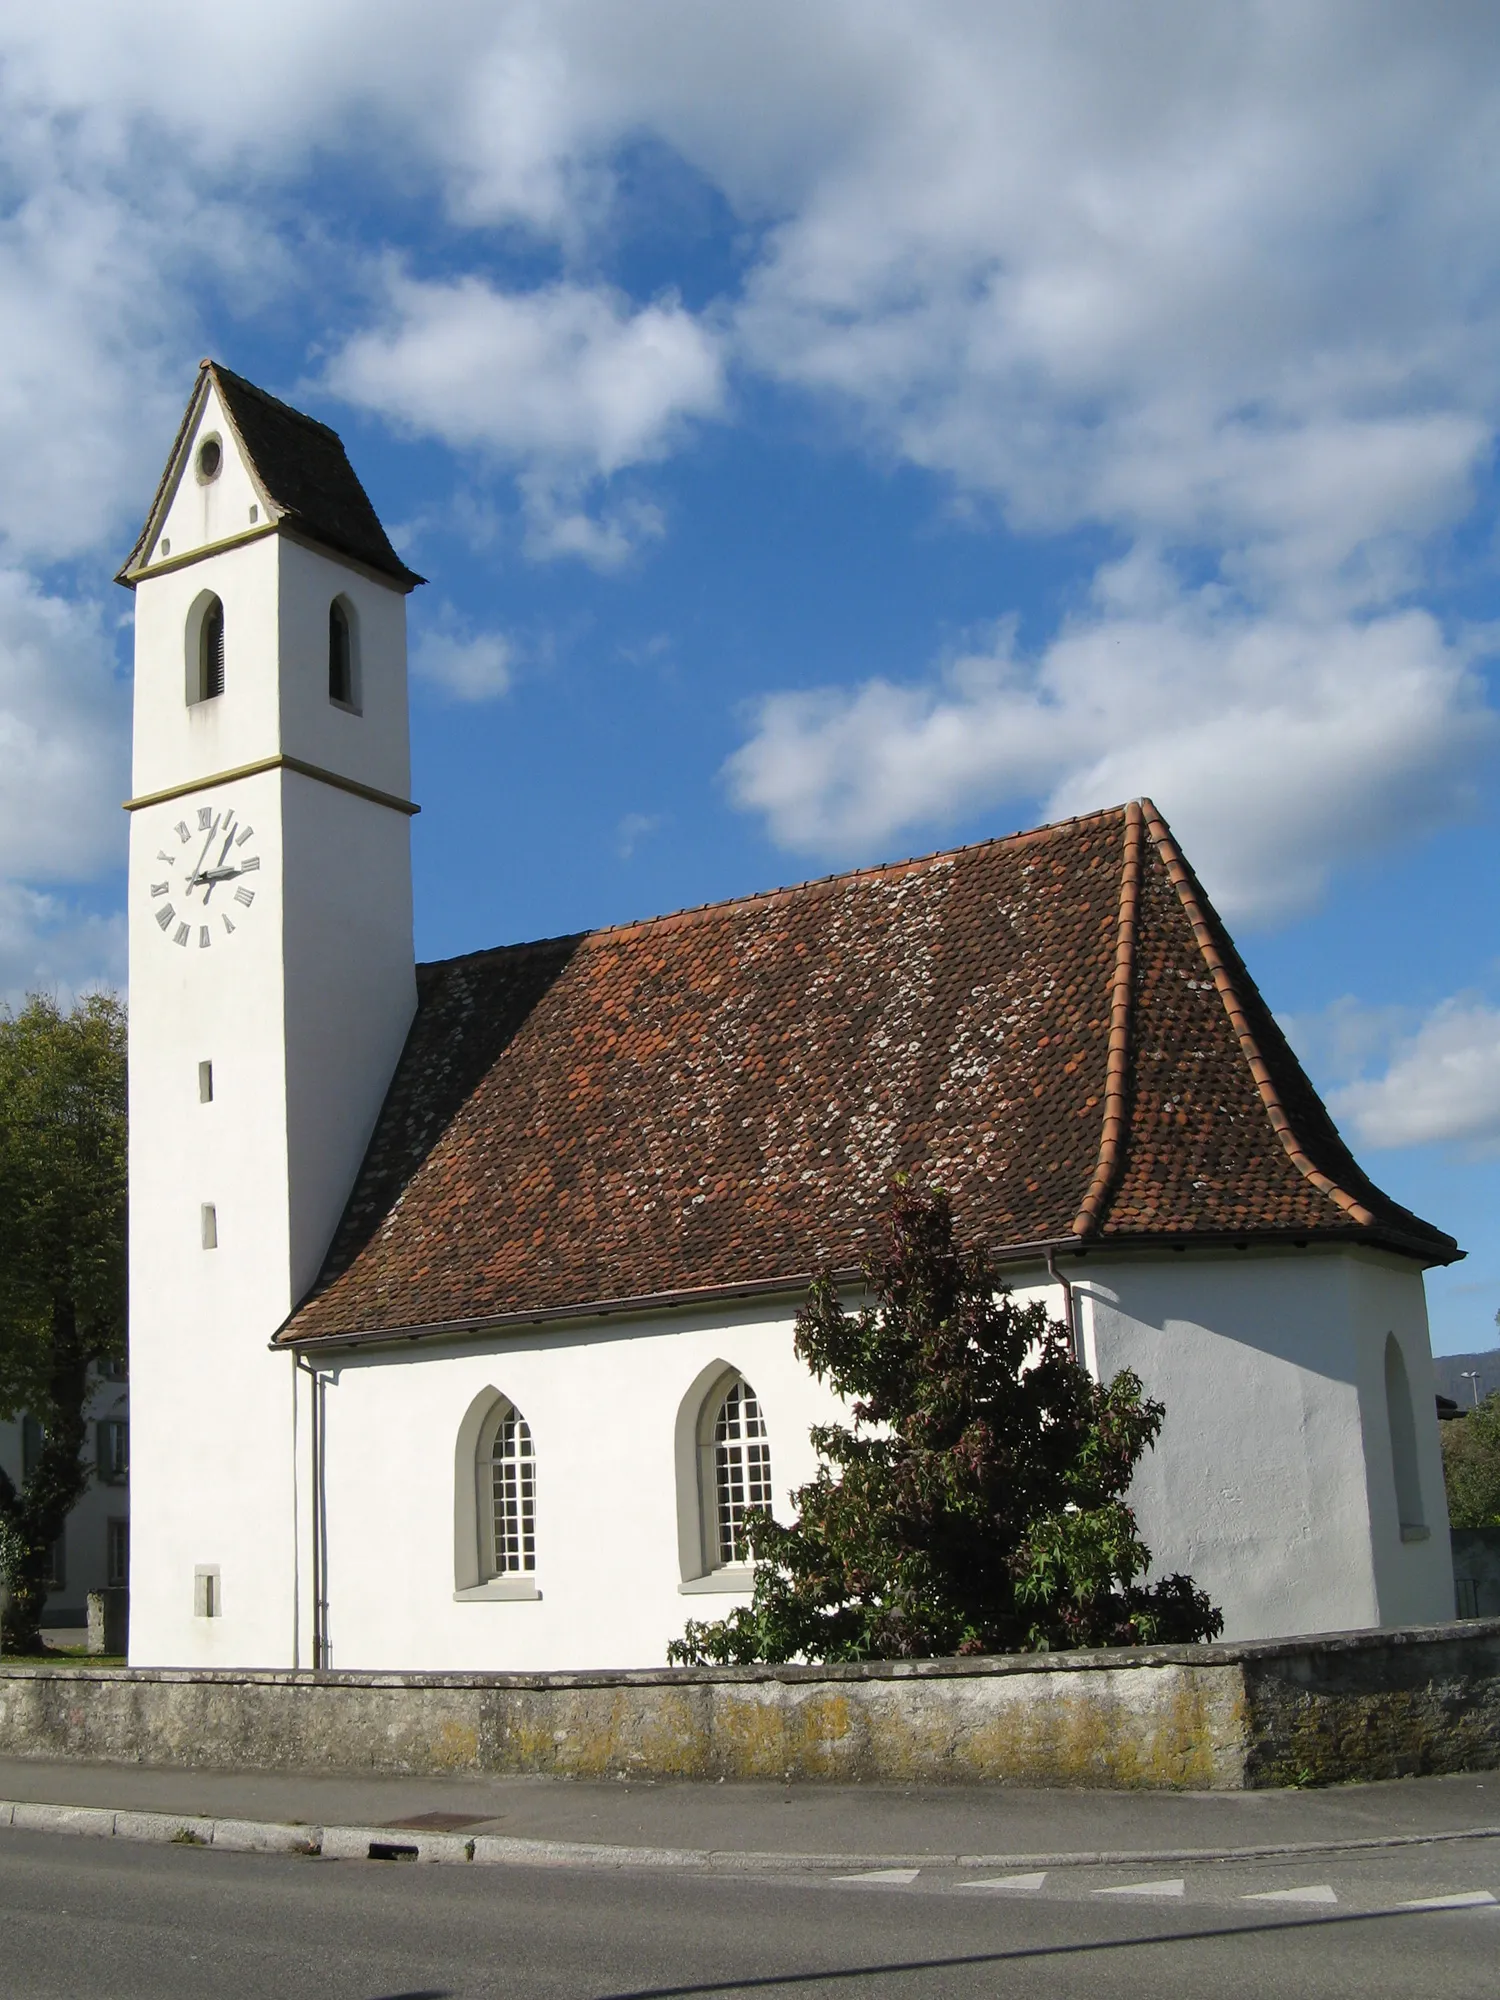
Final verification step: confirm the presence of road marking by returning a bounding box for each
[1396,1891,1498,1912]
[955,1872,1048,1893]
[1242,1885,1339,1905]
[1094,1879,1185,1899]
[833,1869,921,1886]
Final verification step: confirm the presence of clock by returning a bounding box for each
[145,801,262,949]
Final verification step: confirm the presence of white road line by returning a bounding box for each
[954,1872,1048,1893]
[832,1868,921,1886]
[1242,1885,1339,1905]
[1396,1891,1498,1912]
[1094,1879,1185,1899]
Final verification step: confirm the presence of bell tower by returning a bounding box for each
[119,362,422,1666]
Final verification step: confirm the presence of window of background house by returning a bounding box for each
[107,1519,129,1588]
[97,1419,129,1486]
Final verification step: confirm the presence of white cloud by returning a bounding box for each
[0,883,125,1014]
[0,570,128,883]
[1331,1000,1500,1152]
[326,272,723,563]
[1,3,1499,930]
[615,811,663,860]
[725,565,1492,921]
[411,612,515,702]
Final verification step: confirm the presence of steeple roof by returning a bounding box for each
[117,360,424,591]
[278,799,1459,1349]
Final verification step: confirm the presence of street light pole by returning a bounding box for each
[1460,1371,1481,1408]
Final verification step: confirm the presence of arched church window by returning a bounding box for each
[480,1400,536,1577]
[1383,1334,1426,1537]
[328,598,356,708]
[707,1376,771,1567]
[189,595,225,704]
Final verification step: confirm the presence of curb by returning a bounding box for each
[3,1799,1500,1873]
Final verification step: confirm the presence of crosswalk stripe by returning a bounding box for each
[832,1868,921,1885]
[1094,1878,1185,1898]
[955,1872,1048,1893]
[1242,1885,1338,1904]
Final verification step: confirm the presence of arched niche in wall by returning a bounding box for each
[1383,1333,1427,1540]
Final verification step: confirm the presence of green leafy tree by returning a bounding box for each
[671,1181,1222,1665]
[1442,1391,1500,1529]
[0,994,127,1652]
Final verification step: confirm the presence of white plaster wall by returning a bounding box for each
[276,538,411,799]
[1075,1247,1453,1642]
[306,1307,848,1673]
[280,774,416,1301]
[1347,1255,1455,1626]
[131,536,282,800]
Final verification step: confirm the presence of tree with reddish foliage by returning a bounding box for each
[670,1181,1221,1664]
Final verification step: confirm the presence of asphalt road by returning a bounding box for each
[2,1825,1497,1999]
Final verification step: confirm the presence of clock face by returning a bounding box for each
[145,801,262,950]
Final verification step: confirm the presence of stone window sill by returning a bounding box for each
[454,1579,542,1602]
[1399,1523,1431,1544]
[678,1567,755,1596]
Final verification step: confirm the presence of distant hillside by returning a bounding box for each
[1434,1348,1500,1408]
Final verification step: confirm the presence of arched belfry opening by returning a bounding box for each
[328,597,357,709]
[187,592,225,705]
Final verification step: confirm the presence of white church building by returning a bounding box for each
[121,362,1460,1672]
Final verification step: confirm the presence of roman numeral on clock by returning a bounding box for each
[234,887,255,907]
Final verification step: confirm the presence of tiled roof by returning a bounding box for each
[118,362,424,591]
[279,801,1459,1346]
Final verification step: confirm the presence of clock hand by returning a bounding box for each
[185,815,222,896]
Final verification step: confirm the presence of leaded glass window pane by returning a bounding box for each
[713,1377,771,1566]
[490,1409,536,1574]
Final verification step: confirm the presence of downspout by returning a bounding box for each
[1045,1246,1081,1368]
[295,1351,326,1669]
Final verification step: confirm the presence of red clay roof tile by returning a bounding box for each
[279,800,1458,1345]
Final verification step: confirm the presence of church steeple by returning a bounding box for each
[117,359,424,591]
[122,363,419,1669]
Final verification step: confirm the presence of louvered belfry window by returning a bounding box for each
[490,1406,536,1574]
[200,597,225,700]
[713,1377,771,1565]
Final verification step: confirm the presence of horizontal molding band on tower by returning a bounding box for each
[123,753,420,817]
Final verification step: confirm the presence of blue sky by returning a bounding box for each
[1,4,1496,1352]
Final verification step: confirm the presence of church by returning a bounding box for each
[120,362,1460,1672]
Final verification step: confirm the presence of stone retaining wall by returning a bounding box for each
[2,1620,1498,1790]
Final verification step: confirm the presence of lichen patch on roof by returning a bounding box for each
[279,801,1458,1346]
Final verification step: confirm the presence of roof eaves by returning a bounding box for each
[114,361,211,586]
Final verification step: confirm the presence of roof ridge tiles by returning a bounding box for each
[1140,799,1378,1232]
[420,802,1131,969]
[1072,800,1143,1238]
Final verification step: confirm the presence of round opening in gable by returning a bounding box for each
[196,436,223,482]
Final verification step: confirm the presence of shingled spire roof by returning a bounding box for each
[117,360,423,590]
[279,800,1459,1348]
